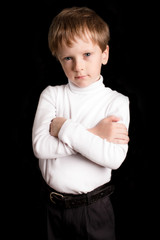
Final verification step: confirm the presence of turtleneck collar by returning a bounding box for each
[68,75,105,94]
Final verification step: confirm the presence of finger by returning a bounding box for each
[108,115,121,122]
[115,133,129,141]
[113,124,128,135]
[114,122,127,129]
[112,128,128,136]
[119,129,128,135]
[113,139,129,144]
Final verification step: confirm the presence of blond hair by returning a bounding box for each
[48,7,110,57]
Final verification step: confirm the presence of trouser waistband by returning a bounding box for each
[43,181,115,209]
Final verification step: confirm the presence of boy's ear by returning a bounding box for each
[102,45,109,65]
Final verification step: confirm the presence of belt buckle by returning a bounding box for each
[50,191,64,204]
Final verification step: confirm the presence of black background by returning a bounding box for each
[8,0,155,239]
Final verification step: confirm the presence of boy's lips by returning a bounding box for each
[75,75,87,79]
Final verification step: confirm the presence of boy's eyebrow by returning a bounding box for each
[58,50,94,60]
[58,48,96,57]
[58,53,71,59]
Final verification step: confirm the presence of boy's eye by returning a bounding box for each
[84,53,91,57]
[64,57,72,61]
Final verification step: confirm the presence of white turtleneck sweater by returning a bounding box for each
[32,76,130,194]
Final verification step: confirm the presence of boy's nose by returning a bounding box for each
[73,59,84,72]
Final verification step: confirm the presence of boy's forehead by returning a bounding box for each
[61,34,96,50]
[58,37,97,56]
[62,28,96,46]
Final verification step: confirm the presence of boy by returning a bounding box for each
[32,7,130,240]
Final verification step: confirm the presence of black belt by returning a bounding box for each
[44,181,115,209]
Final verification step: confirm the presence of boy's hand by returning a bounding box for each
[88,116,129,144]
[49,117,66,137]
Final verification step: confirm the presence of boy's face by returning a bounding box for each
[57,35,109,88]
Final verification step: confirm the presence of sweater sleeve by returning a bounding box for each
[32,86,76,159]
[58,95,130,169]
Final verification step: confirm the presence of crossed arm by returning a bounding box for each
[49,116,129,144]
[32,87,130,168]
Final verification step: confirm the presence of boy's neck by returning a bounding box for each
[68,75,104,94]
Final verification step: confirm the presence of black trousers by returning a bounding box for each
[45,195,116,240]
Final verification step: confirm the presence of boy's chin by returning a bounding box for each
[71,77,100,88]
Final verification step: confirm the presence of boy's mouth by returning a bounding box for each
[75,75,87,79]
